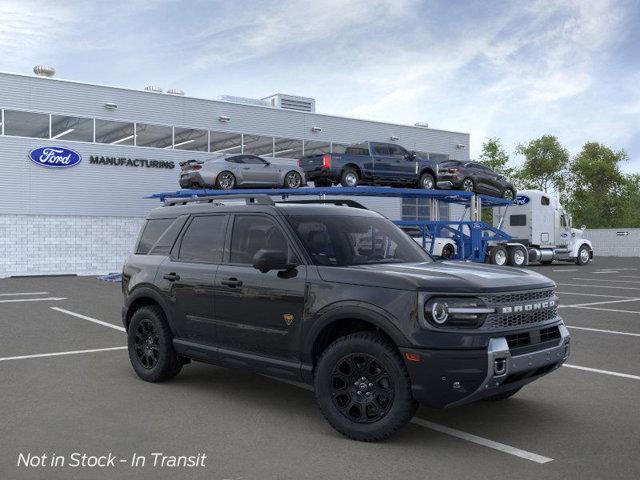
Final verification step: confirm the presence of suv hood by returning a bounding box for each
[317,260,554,293]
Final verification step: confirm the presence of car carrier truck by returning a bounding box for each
[489,189,593,266]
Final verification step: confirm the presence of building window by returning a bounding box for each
[135,123,173,148]
[50,114,94,142]
[273,137,303,159]
[243,134,274,156]
[173,127,208,151]
[303,140,331,156]
[210,131,242,154]
[401,199,449,222]
[95,119,135,145]
[3,110,49,139]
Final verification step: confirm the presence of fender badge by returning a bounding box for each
[283,314,294,326]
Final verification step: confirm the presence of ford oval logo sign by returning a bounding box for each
[514,195,530,205]
[28,146,82,168]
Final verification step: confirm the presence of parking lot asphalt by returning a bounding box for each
[1,258,640,480]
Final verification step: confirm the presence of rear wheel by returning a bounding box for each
[489,245,508,266]
[419,172,435,189]
[462,178,475,192]
[284,171,303,189]
[441,243,455,259]
[483,387,521,402]
[314,332,417,442]
[127,306,182,382]
[215,171,236,190]
[507,246,527,267]
[341,168,359,187]
[502,188,516,200]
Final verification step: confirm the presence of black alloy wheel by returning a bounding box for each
[441,243,455,259]
[330,353,395,424]
[134,319,159,369]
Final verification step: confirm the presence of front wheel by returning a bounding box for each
[462,178,475,192]
[502,188,516,200]
[284,171,303,189]
[314,332,417,442]
[418,172,435,189]
[441,243,455,259]
[576,245,591,265]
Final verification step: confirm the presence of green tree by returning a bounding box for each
[515,135,569,193]
[566,142,628,228]
[478,137,515,178]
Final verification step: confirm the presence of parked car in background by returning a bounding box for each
[399,226,456,259]
[298,141,439,189]
[179,154,306,190]
[436,160,516,199]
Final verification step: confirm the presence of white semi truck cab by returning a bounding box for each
[492,189,593,266]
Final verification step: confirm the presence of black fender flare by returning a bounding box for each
[301,301,410,366]
[124,285,174,332]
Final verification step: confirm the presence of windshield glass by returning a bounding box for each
[286,215,433,266]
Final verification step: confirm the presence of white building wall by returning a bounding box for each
[583,229,640,257]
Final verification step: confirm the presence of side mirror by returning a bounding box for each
[252,249,296,273]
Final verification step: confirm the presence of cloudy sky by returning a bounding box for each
[1,0,639,170]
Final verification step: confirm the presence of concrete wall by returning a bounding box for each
[583,228,640,257]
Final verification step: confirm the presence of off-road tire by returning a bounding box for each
[128,305,182,382]
[419,172,435,190]
[314,332,417,442]
[482,387,521,402]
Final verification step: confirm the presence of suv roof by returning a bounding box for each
[147,198,381,220]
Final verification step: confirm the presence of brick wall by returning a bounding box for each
[0,215,145,277]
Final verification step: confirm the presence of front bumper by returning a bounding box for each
[401,323,570,408]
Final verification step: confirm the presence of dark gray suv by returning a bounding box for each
[122,194,570,441]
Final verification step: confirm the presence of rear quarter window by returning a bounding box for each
[136,218,174,254]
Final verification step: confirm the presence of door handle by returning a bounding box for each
[242,167,250,170]
[221,278,243,288]
[163,272,180,282]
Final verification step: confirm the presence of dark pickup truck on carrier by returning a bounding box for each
[298,141,439,189]
[122,194,570,441]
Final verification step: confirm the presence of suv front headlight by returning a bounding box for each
[422,297,494,329]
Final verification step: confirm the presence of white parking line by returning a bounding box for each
[593,271,619,274]
[557,291,637,299]
[567,305,640,315]
[558,283,640,291]
[567,326,640,337]
[0,297,66,303]
[269,377,553,463]
[559,298,640,308]
[0,292,49,296]
[51,307,126,332]
[572,278,640,285]
[552,269,578,272]
[410,418,553,464]
[0,346,126,362]
[564,364,640,381]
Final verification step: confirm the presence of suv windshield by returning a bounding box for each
[287,215,433,266]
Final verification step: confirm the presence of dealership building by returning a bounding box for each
[0,68,470,277]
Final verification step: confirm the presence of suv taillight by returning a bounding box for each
[322,154,331,169]
[297,159,301,167]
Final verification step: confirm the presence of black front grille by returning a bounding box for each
[480,288,555,305]
[485,308,558,330]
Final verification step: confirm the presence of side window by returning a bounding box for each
[243,155,267,165]
[560,215,567,228]
[372,144,390,156]
[387,145,404,157]
[226,156,244,164]
[541,196,550,206]
[510,215,527,227]
[178,215,228,263]
[149,216,188,255]
[230,216,294,264]
[136,218,174,254]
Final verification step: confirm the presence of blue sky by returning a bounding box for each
[1,0,639,171]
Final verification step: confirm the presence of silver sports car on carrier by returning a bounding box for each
[179,154,307,189]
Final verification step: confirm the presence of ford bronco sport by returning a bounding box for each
[122,194,570,441]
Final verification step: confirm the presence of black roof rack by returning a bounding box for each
[276,199,367,209]
[163,194,275,207]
